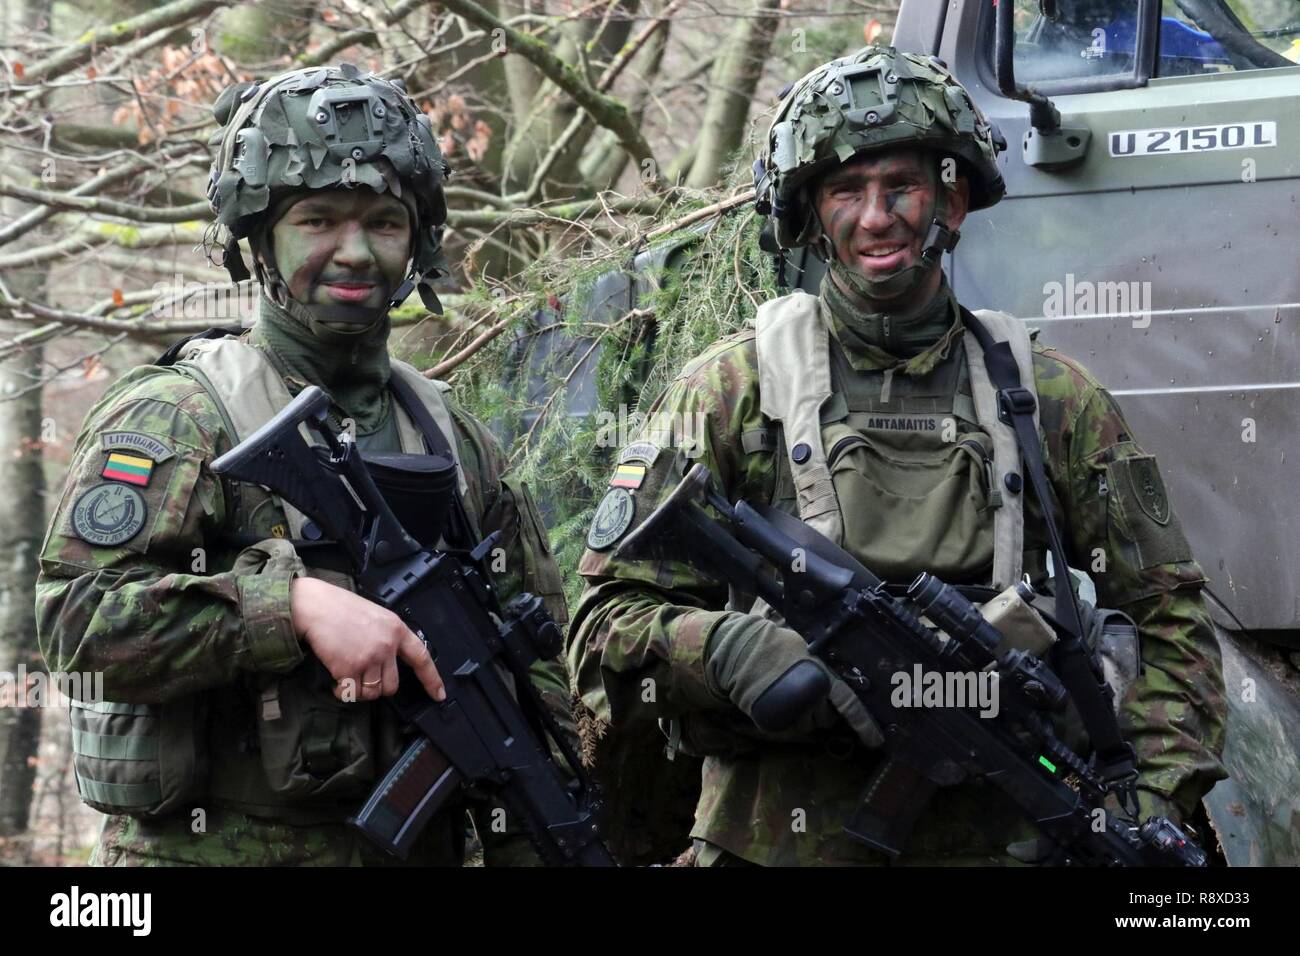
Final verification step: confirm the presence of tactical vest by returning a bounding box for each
[725,291,1142,769]
[70,335,474,824]
[754,290,1038,590]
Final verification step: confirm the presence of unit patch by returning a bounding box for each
[100,431,175,463]
[587,488,635,551]
[70,482,148,547]
[1126,457,1171,525]
[101,452,155,487]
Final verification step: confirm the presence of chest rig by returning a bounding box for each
[171,332,474,551]
[752,291,1141,793]
[172,333,475,822]
[755,291,1038,591]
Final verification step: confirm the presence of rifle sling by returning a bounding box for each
[958,307,1137,789]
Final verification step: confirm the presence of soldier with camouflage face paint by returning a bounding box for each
[35,63,572,866]
[568,46,1226,866]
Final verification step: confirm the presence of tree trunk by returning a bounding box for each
[498,0,542,125]
[214,0,313,63]
[0,0,52,841]
[501,0,638,194]
[0,317,46,838]
[578,15,671,191]
[684,0,781,188]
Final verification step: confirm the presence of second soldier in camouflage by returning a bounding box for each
[567,47,1226,866]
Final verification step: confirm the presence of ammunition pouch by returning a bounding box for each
[69,695,209,818]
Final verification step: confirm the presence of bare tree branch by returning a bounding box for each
[435,0,658,177]
[0,180,208,222]
[6,0,226,88]
[447,191,672,228]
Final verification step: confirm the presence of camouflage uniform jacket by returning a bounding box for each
[36,333,572,866]
[569,292,1227,866]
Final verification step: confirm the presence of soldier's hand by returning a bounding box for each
[705,614,883,748]
[289,577,446,703]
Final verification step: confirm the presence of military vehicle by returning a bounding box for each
[888,0,1300,866]
[509,0,1300,865]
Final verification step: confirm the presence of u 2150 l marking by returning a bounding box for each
[1110,121,1277,157]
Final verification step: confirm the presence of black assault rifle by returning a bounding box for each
[211,385,614,866]
[618,463,1206,866]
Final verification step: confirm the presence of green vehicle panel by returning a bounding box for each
[896,0,1300,865]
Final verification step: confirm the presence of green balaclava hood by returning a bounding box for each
[820,259,959,362]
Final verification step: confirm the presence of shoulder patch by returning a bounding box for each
[70,483,148,547]
[99,431,175,463]
[101,452,155,487]
[587,488,636,551]
[1122,455,1172,525]
[609,462,646,489]
[617,440,661,467]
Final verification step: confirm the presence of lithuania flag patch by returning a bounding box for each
[609,463,646,490]
[101,451,154,486]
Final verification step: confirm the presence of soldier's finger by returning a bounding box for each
[360,669,383,701]
[380,656,399,697]
[398,629,445,701]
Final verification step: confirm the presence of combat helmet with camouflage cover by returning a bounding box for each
[205,62,451,320]
[754,45,1006,254]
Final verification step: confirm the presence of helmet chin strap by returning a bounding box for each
[814,181,962,304]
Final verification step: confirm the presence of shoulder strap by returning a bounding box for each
[154,326,244,367]
[962,309,1036,591]
[958,306,1138,792]
[755,291,843,546]
[172,336,317,540]
[387,369,480,547]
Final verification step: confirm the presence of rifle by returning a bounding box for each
[211,385,614,866]
[618,463,1206,866]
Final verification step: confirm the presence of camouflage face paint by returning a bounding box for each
[814,148,948,309]
[815,149,938,277]
[270,187,412,316]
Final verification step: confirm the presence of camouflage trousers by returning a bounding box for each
[91,805,468,867]
[691,838,1031,867]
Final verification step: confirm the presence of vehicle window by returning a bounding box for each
[1006,0,1144,86]
[1158,1,1300,75]
[1001,1,1299,89]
